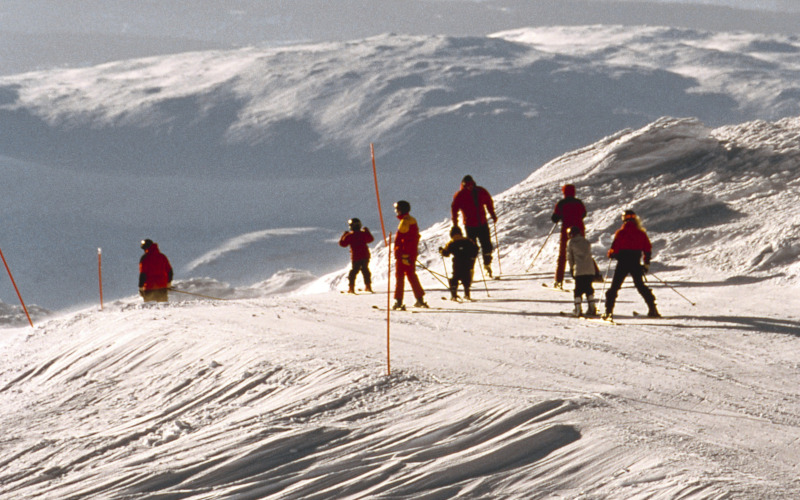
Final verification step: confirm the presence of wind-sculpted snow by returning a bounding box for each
[0,304,592,499]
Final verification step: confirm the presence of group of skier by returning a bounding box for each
[340,177,661,319]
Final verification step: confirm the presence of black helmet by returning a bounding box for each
[567,226,582,238]
[394,200,410,215]
[348,218,362,230]
[140,238,154,250]
[450,225,463,237]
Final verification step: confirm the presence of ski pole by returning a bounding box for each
[476,258,491,297]
[648,272,697,306]
[0,246,33,328]
[492,220,502,277]
[600,258,613,299]
[416,259,449,288]
[168,287,232,301]
[526,223,558,272]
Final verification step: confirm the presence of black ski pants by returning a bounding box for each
[605,255,655,313]
[465,224,493,265]
[449,259,475,298]
[348,259,371,288]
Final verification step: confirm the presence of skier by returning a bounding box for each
[439,225,479,301]
[451,175,498,278]
[551,184,587,289]
[566,226,598,316]
[603,210,660,319]
[339,218,374,294]
[139,239,173,302]
[393,200,428,309]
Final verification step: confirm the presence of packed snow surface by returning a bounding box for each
[1,113,800,497]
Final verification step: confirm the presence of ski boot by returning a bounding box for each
[572,299,583,317]
[484,264,493,278]
[646,302,661,318]
[392,300,405,311]
[586,295,598,316]
[413,299,429,308]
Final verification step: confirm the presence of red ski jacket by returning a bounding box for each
[551,193,587,231]
[451,184,496,227]
[394,214,420,264]
[139,244,174,290]
[339,228,374,261]
[608,221,653,262]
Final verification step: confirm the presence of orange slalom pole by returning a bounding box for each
[371,143,388,246]
[0,246,33,328]
[387,232,392,376]
[98,248,104,310]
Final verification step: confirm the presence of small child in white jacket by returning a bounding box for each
[566,226,598,316]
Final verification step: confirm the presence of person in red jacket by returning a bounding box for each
[451,175,498,278]
[339,217,374,294]
[139,239,173,302]
[393,200,427,310]
[602,210,660,319]
[551,184,587,288]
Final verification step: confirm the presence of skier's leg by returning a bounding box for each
[554,226,567,286]
[407,269,425,303]
[604,265,627,315]
[347,264,358,293]
[631,267,659,316]
[394,262,406,303]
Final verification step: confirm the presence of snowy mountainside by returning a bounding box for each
[2,26,800,312]
[346,115,800,294]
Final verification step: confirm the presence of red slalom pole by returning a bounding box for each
[0,246,33,328]
[371,143,388,246]
[387,232,393,376]
[98,248,104,310]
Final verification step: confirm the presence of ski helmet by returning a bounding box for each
[348,218,362,230]
[140,238,154,250]
[394,200,410,215]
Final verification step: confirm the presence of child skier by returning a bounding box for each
[338,218,374,294]
[566,226,598,316]
[439,225,479,301]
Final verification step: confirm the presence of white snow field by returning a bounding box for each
[2,26,800,310]
[0,113,799,498]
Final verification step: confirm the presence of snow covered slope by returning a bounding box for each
[2,26,800,311]
[1,114,800,495]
